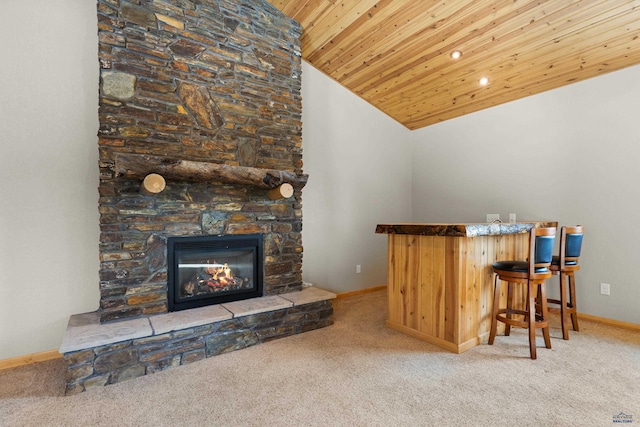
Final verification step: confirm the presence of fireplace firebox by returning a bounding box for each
[167,234,264,311]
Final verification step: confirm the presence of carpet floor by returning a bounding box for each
[1,289,639,426]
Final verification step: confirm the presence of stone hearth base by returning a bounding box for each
[60,287,335,395]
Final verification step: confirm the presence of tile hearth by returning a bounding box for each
[60,287,335,394]
[61,287,335,353]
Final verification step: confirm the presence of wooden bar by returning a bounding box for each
[376,221,556,353]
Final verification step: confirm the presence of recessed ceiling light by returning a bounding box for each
[450,50,462,59]
[479,77,489,86]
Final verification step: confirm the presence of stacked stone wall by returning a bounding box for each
[96,0,304,322]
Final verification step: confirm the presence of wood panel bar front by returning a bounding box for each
[377,222,555,353]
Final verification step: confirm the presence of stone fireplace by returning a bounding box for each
[96,0,309,323]
[59,0,335,394]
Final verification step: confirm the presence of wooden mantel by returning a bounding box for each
[114,153,308,190]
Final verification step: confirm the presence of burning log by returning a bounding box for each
[179,260,251,298]
[115,153,308,190]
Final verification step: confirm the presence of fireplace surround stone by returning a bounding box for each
[97,0,306,322]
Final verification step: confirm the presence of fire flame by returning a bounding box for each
[205,261,235,287]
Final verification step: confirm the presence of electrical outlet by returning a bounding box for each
[600,283,610,295]
[356,264,361,274]
[486,214,500,223]
[509,213,516,223]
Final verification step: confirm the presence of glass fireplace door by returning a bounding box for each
[167,234,263,311]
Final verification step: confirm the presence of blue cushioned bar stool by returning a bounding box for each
[489,226,556,359]
[547,225,584,340]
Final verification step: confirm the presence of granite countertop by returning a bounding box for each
[375,222,557,237]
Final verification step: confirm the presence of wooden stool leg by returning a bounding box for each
[568,273,580,332]
[527,281,537,360]
[489,275,500,345]
[559,272,569,340]
[539,283,552,349]
[505,281,514,336]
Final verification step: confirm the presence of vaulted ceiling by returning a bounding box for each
[265,0,640,129]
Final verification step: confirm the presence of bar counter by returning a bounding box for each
[375,221,556,353]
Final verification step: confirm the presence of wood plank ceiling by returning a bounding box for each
[265,0,640,129]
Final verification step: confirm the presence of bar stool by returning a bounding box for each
[489,226,556,359]
[547,225,584,340]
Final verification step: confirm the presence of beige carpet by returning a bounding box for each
[1,289,639,426]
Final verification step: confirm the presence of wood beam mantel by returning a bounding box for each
[114,153,308,190]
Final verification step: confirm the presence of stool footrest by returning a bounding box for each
[547,298,577,312]
[496,308,549,330]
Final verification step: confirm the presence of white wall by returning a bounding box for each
[301,62,413,294]
[0,0,100,359]
[411,64,640,324]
